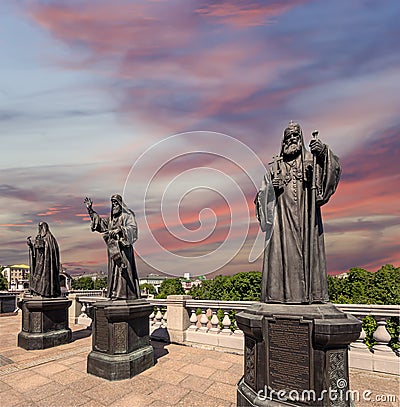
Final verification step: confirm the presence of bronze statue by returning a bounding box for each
[255,122,341,303]
[27,222,61,297]
[85,194,140,300]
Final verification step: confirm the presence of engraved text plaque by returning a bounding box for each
[267,318,311,393]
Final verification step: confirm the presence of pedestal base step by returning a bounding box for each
[18,329,72,350]
[87,345,154,381]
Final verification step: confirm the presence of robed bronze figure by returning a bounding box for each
[85,194,140,300]
[255,122,341,303]
[27,222,61,297]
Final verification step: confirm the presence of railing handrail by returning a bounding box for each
[186,299,256,310]
[148,299,168,305]
[336,303,400,317]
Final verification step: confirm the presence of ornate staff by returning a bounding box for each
[308,129,319,304]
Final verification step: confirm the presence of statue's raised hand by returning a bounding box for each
[84,197,93,212]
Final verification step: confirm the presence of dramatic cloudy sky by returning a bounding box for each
[1,0,399,277]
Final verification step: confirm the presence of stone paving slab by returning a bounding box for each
[0,314,398,407]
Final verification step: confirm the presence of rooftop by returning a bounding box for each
[0,314,398,407]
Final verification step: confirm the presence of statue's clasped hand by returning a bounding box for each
[309,138,324,156]
[272,177,283,190]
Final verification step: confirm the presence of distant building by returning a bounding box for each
[1,264,30,290]
[139,274,167,293]
[73,271,107,281]
[180,273,206,292]
[139,273,207,295]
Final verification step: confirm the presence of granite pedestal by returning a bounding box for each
[87,299,154,381]
[236,303,361,407]
[18,296,72,350]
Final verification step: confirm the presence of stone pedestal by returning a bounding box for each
[18,296,72,350]
[236,303,361,407]
[87,299,154,381]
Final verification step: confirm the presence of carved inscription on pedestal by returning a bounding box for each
[328,349,347,407]
[95,308,108,352]
[267,318,311,393]
[114,322,127,354]
[244,336,257,390]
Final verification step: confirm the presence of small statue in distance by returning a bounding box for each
[84,194,140,300]
[27,222,61,297]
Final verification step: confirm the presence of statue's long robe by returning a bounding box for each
[91,210,140,300]
[30,231,61,297]
[255,147,340,303]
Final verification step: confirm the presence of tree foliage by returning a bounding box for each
[140,283,156,295]
[0,271,8,290]
[93,277,107,290]
[72,276,94,290]
[156,278,185,299]
[189,271,262,301]
[328,264,400,305]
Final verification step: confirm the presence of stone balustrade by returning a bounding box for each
[336,304,399,374]
[67,291,399,375]
[68,291,106,325]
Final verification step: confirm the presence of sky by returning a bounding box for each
[1,0,399,278]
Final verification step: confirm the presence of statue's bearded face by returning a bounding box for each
[283,131,302,158]
[111,199,122,217]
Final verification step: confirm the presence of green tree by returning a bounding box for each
[140,283,156,295]
[72,276,94,290]
[0,271,8,290]
[156,278,185,299]
[328,265,400,305]
[231,271,262,301]
[370,264,400,305]
[93,277,107,290]
[189,272,261,301]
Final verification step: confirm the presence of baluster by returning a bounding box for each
[373,317,392,353]
[154,306,163,327]
[220,310,232,335]
[188,309,198,330]
[80,301,87,318]
[209,310,220,333]
[149,308,155,326]
[162,308,168,328]
[233,319,243,336]
[351,316,367,349]
[199,309,209,332]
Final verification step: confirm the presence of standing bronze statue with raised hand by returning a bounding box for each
[84,194,140,300]
[255,121,341,303]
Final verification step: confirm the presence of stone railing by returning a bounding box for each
[337,304,399,375]
[68,290,106,325]
[67,293,399,374]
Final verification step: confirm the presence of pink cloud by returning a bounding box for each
[196,1,307,28]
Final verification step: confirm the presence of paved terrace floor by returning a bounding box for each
[0,314,398,407]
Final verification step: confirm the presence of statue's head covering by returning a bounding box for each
[110,194,135,216]
[38,221,49,236]
[111,194,123,204]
